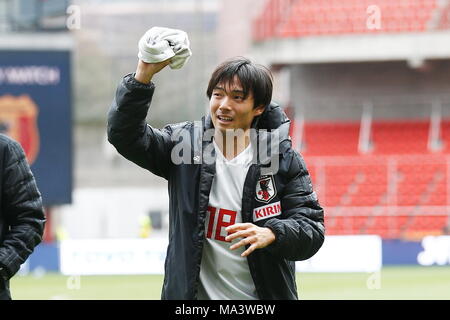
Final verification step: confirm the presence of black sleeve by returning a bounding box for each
[0,139,46,279]
[107,74,174,179]
[263,151,325,261]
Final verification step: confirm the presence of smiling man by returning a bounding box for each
[107,55,325,300]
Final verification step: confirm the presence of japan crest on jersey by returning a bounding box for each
[255,175,277,203]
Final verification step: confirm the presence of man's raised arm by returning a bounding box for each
[107,58,174,179]
[134,59,171,84]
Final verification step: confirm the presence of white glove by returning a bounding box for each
[138,26,192,69]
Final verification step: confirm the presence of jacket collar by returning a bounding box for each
[199,102,291,173]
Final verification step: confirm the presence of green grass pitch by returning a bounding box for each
[9,266,450,300]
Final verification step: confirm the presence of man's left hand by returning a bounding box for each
[225,223,276,257]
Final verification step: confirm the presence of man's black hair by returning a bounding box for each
[206,57,273,109]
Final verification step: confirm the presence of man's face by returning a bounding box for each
[209,77,265,133]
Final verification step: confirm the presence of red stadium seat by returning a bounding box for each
[252,0,440,41]
[296,117,450,239]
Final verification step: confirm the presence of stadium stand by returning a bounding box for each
[301,122,360,156]
[297,119,450,239]
[252,0,450,240]
[253,0,444,40]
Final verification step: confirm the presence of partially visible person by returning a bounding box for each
[0,134,46,300]
[108,53,325,299]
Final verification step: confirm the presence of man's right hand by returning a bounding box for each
[134,58,171,84]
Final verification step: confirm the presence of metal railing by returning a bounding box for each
[305,154,450,210]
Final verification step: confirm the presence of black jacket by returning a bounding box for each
[0,134,46,300]
[107,74,325,300]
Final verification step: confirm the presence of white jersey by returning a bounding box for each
[197,140,258,300]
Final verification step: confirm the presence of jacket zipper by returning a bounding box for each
[242,164,265,299]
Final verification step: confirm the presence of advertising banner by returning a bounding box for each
[0,50,72,205]
[296,235,382,272]
[60,235,383,275]
[60,239,168,275]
